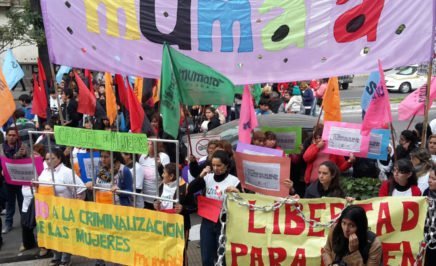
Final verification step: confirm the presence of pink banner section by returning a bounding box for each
[322,122,370,158]
[398,78,436,121]
[40,0,434,84]
[0,156,44,186]
[234,152,290,198]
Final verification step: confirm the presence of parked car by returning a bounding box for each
[338,75,354,90]
[384,65,428,93]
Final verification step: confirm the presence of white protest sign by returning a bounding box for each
[5,163,35,182]
[327,126,362,153]
[242,161,281,191]
[189,135,221,160]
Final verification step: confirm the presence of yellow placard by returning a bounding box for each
[226,194,427,265]
[35,193,184,265]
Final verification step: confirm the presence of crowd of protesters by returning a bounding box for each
[0,70,435,266]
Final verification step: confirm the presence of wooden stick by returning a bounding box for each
[313,106,324,138]
[406,113,416,130]
[390,122,397,161]
[421,61,433,148]
[49,63,65,124]
[183,106,193,156]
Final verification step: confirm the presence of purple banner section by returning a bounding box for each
[40,0,434,84]
[236,142,283,157]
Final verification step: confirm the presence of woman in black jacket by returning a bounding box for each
[304,161,345,198]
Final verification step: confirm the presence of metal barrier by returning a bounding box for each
[27,130,180,204]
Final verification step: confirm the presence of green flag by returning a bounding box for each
[166,44,235,106]
[235,84,262,104]
[160,45,181,139]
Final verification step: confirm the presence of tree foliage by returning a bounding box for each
[0,1,45,55]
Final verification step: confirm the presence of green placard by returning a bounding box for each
[54,126,148,155]
[260,126,302,154]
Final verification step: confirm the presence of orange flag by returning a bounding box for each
[133,77,143,102]
[105,73,117,125]
[0,69,16,126]
[151,79,160,105]
[322,77,341,122]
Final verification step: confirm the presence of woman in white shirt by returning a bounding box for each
[139,140,170,209]
[38,148,85,266]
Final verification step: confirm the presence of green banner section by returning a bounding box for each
[54,126,148,154]
[167,44,235,106]
[160,44,181,139]
[259,126,302,154]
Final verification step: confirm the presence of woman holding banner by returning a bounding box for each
[188,150,241,266]
[322,205,382,266]
[38,148,86,266]
[303,125,354,185]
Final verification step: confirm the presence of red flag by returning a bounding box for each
[74,72,96,116]
[37,58,47,86]
[114,74,128,108]
[84,69,95,96]
[126,78,145,133]
[31,73,48,118]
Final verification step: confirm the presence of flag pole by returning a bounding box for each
[406,113,417,130]
[183,106,193,156]
[390,122,397,161]
[421,61,433,148]
[49,63,65,125]
[421,3,436,148]
[313,106,324,139]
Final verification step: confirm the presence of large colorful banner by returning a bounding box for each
[40,1,434,84]
[226,194,427,265]
[54,126,148,154]
[234,152,291,197]
[35,193,184,265]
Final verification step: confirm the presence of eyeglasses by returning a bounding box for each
[393,167,408,174]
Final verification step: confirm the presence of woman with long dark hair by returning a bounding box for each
[378,159,421,196]
[188,150,241,266]
[396,130,418,160]
[304,161,345,198]
[323,205,382,266]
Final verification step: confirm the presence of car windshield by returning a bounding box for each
[397,66,417,75]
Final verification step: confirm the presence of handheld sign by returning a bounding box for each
[54,126,148,154]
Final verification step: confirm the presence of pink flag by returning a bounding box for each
[361,60,392,135]
[239,85,258,144]
[398,78,436,121]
